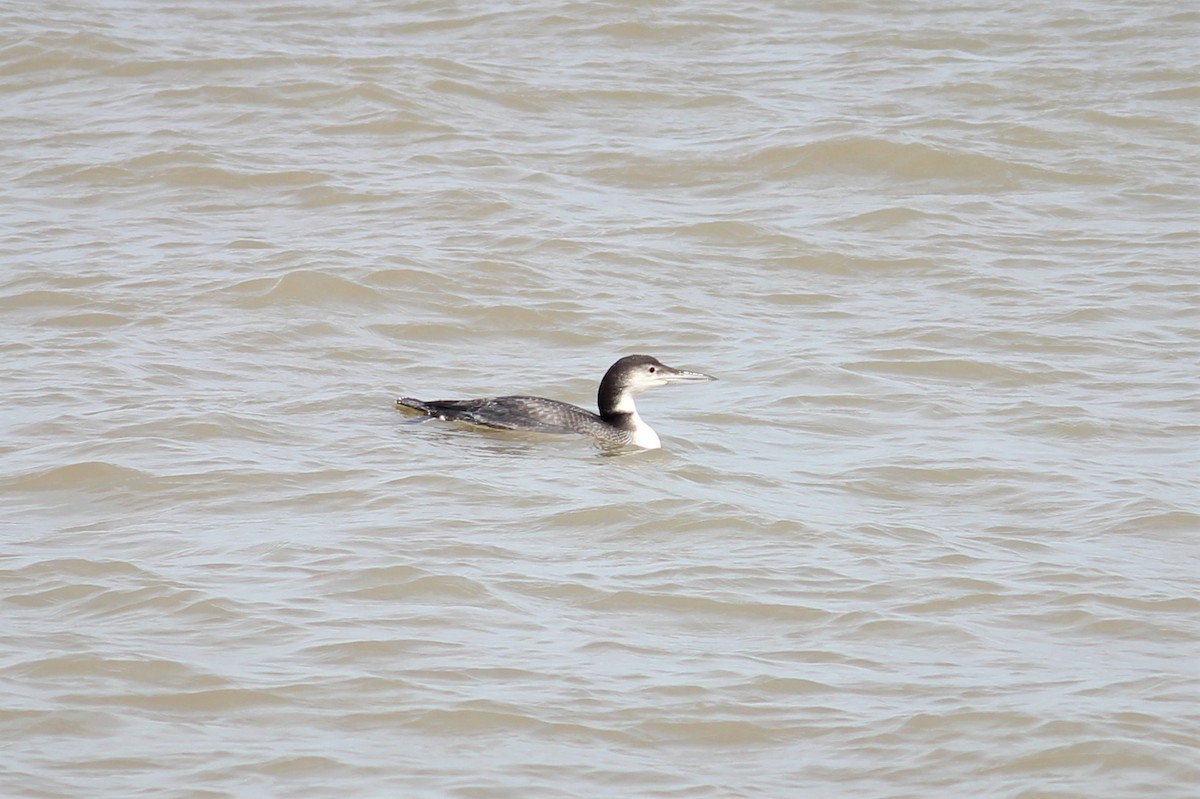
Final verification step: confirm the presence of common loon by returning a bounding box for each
[395,354,716,449]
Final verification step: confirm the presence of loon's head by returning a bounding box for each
[596,355,716,449]
[605,354,717,394]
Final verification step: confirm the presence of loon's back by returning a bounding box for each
[396,395,634,444]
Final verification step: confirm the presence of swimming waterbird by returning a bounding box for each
[395,354,716,449]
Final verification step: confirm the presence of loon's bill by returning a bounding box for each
[395,354,716,449]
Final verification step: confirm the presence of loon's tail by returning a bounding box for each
[396,397,443,425]
[396,396,433,414]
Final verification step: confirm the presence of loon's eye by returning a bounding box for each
[648,366,656,373]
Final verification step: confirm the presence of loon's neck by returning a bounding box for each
[600,390,661,449]
[626,410,661,449]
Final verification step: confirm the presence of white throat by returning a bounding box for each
[611,392,660,449]
[627,409,661,449]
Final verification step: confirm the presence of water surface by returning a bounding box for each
[2,1,1198,797]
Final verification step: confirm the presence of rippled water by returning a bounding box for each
[3,1,1198,797]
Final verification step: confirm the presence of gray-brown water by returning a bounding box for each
[3,1,1198,797]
